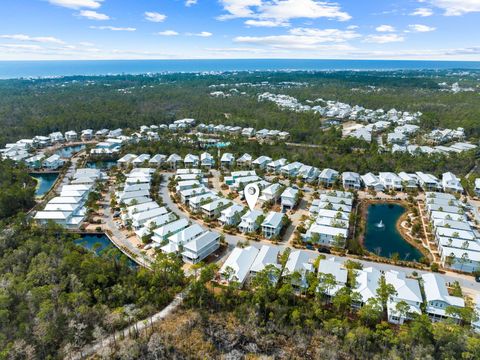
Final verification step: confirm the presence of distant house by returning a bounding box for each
[43,154,64,170]
[49,132,64,143]
[151,218,189,244]
[387,132,406,145]
[442,172,463,193]
[266,158,287,173]
[220,153,235,167]
[398,172,418,190]
[298,165,320,183]
[241,127,255,137]
[184,154,200,168]
[64,130,78,142]
[81,129,94,141]
[132,154,151,167]
[236,153,253,167]
[318,168,339,187]
[149,154,167,167]
[182,231,220,264]
[361,173,384,192]
[350,128,372,142]
[475,178,480,197]
[250,245,281,279]
[201,199,232,219]
[379,172,403,191]
[238,210,263,233]
[342,172,361,190]
[280,162,303,178]
[167,153,182,168]
[280,187,299,211]
[261,211,284,239]
[118,154,137,167]
[421,273,465,323]
[200,152,215,168]
[252,156,272,169]
[161,224,205,254]
[416,172,442,191]
[219,246,259,286]
[352,267,382,308]
[25,154,45,169]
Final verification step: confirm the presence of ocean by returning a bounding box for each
[1,59,480,79]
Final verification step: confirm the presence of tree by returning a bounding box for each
[317,273,337,303]
[376,275,397,320]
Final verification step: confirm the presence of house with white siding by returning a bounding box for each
[385,270,422,324]
[261,211,284,239]
[318,168,339,187]
[219,246,259,286]
[252,156,272,169]
[218,204,245,226]
[281,187,299,211]
[236,153,252,167]
[238,210,264,233]
[182,231,220,264]
[342,172,361,190]
[442,172,463,193]
[220,153,235,167]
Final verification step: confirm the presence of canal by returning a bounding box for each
[86,160,117,170]
[363,203,423,261]
[56,144,85,158]
[30,172,59,197]
[75,233,138,268]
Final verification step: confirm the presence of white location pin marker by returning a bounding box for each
[244,183,260,211]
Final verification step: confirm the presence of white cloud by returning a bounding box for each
[90,26,136,31]
[144,11,167,23]
[185,0,198,6]
[422,0,480,16]
[186,31,213,37]
[0,43,43,50]
[234,27,360,49]
[0,34,65,44]
[218,0,351,24]
[364,33,404,43]
[411,7,433,16]
[244,19,288,27]
[77,10,109,20]
[156,30,179,36]
[408,24,436,32]
[347,25,359,30]
[47,0,102,10]
[376,25,395,32]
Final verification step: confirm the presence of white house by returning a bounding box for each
[280,187,299,211]
[132,154,151,167]
[189,193,219,212]
[167,153,182,168]
[218,204,245,226]
[283,250,315,289]
[201,199,232,219]
[250,245,281,278]
[182,231,220,264]
[317,257,348,297]
[385,270,422,324]
[416,172,442,191]
[43,154,64,170]
[81,129,93,141]
[219,246,259,286]
[280,162,303,178]
[442,172,463,193]
[238,210,263,233]
[421,273,465,323]
[259,183,283,203]
[117,154,137,167]
[161,224,205,253]
[184,154,200,168]
[151,218,189,244]
[353,267,382,307]
[252,156,272,169]
[236,153,253,167]
[220,153,235,167]
[361,173,384,192]
[267,158,287,173]
[149,154,167,166]
[398,172,418,190]
[379,172,403,191]
[318,168,339,187]
[49,132,64,143]
[261,211,284,239]
[200,152,215,168]
[475,178,480,197]
[342,172,361,190]
[64,130,78,142]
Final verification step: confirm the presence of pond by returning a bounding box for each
[30,172,59,197]
[363,203,423,261]
[86,160,117,170]
[75,233,138,268]
[56,144,85,158]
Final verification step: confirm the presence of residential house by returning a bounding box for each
[280,187,299,211]
[252,156,272,169]
[475,179,480,197]
[398,172,418,190]
[416,172,442,191]
[238,210,264,233]
[236,153,252,167]
[280,162,303,178]
[182,231,220,264]
[64,130,78,142]
[161,224,205,254]
[361,173,384,192]
[167,153,182,168]
[43,154,64,170]
[219,246,259,286]
[132,154,151,167]
[218,204,245,226]
[200,152,215,168]
[149,154,167,167]
[188,193,219,212]
[387,132,407,145]
[261,211,284,239]
[117,154,137,167]
[318,168,339,187]
[49,132,64,143]
[283,250,315,289]
[379,172,403,191]
[184,153,200,168]
[342,172,361,190]
[442,172,463,193]
[151,218,189,244]
[266,158,287,173]
[385,270,422,324]
[201,199,232,219]
[25,154,45,169]
[81,129,94,141]
[352,267,382,308]
[298,165,320,183]
[249,245,281,279]
[317,257,348,297]
[220,153,235,167]
[421,273,465,323]
[259,183,283,203]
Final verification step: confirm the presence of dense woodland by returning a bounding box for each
[0,160,36,219]
[0,217,186,359]
[106,263,480,359]
[1,70,480,146]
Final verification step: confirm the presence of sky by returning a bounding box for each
[1,0,480,61]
